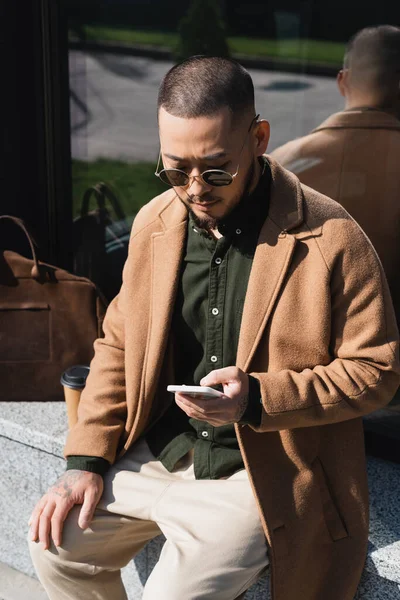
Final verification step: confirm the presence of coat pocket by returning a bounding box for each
[313,457,348,541]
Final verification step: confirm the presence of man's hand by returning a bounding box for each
[175,367,249,426]
[28,470,103,550]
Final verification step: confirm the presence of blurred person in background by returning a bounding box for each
[272,25,400,332]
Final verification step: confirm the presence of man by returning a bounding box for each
[28,56,400,600]
[272,25,400,326]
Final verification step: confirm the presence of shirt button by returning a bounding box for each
[201,431,209,438]
[211,308,219,316]
[210,355,218,363]
[215,257,222,265]
[236,228,242,235]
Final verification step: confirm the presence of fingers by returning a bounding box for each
[38,501,57,550]
[29,496,45,527]
[29,472,104,550]
[200,367,240,387]
[175,393,224,414]
[29,494,73,549]
[175,395,234,425]
[78,488,100,530]
[50,503,72,548]
[29,494,52,542]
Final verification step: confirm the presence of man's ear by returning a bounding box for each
[337,69,348,97]
[254,120,270,157]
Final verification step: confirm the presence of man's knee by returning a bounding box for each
[28,505,92,569]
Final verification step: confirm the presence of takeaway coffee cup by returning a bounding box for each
[60,365,90,428]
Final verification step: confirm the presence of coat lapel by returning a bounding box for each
[237,220,296,371]
[143,200,187,397]
[237,156,304,371]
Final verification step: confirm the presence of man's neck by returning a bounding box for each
[247,156,263,197]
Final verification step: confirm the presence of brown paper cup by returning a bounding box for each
[60,365,90,429]
[63,387,82,429]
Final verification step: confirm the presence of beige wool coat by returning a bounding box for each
[272,109,400,325]
[65,157,400,600]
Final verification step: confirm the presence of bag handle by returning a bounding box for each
[0,215,43,280]
[81,185,104,218]
[80,182,126,221]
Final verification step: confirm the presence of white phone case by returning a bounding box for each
[167,385,223,398]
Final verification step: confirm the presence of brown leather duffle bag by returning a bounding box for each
[0,215,107,401]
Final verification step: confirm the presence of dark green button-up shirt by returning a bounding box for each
[66,158,271,478]
[146,158,271,479]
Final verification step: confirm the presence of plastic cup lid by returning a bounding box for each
[60,365,90,390]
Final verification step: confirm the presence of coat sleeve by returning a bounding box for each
[63,218,141,464]
[249,215,400,432]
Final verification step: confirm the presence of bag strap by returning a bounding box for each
[0,215,43,280]
[80,185,104,218]
[80,182,126,221]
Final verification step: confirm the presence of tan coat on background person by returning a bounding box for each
[64,157,400,600]
[271,109,400,324]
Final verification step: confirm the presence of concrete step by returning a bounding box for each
[0,562,47,600]
[1,401,400,599]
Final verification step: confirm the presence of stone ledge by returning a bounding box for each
[0,562,48,600]
[1,402,399,598]
[0,402,66,457]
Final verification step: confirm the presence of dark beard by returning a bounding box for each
[187,160,256,231]
[189,211,219,231]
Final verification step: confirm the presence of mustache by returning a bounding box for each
[185,193,220,204]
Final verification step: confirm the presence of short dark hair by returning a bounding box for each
[158,55,255,125]
[343,25,400,95]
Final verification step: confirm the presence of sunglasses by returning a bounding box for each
[155,114,260,188]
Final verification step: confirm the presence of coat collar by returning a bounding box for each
[157,189,187,230]
[266,155,304,233]
[313,109,400,133]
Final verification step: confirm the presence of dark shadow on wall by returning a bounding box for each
[92,53,150,80]
[258,80,313,92]
[70,89,92,133]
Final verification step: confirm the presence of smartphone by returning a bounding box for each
[167,385,223,399]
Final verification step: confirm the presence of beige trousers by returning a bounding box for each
[29,438,269,600]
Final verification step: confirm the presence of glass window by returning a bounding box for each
[64,1,400,452]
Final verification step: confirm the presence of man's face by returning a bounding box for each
[158,107,263,229]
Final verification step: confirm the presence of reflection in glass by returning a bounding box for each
[65,5,400,451]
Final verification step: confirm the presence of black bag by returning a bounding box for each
[73,182,132,301]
